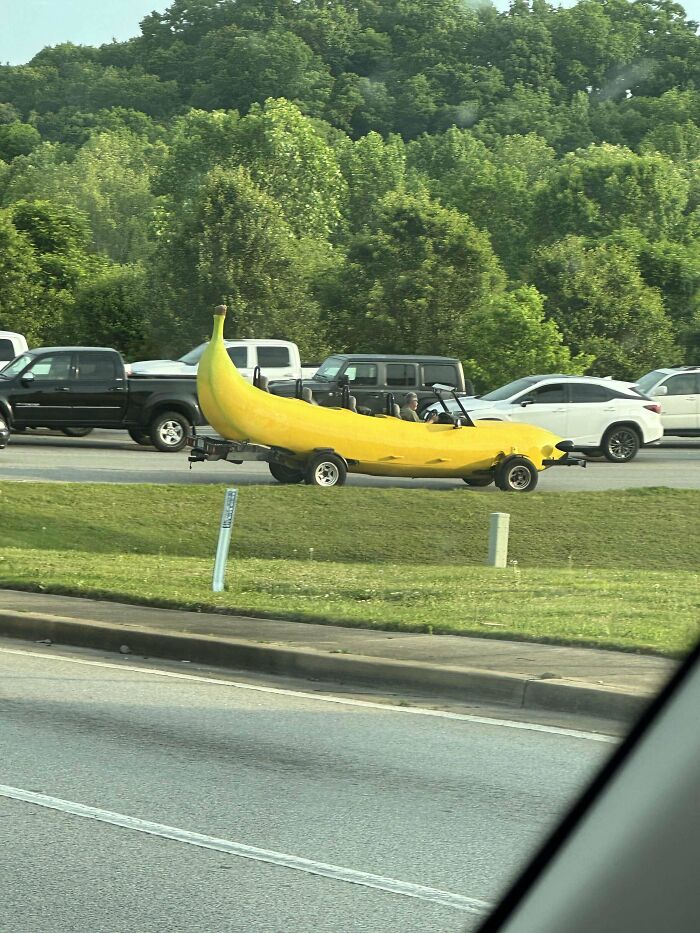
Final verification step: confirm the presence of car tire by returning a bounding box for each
[269,462,305,484]
[149,411,192,452]
[601,425,640,462]
[495,456,538,492]
[61,427,94,437]
[305,452,347,487]
[462,476,494,487]
[128,428,152,446]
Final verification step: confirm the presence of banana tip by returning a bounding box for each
[213,304,227,317]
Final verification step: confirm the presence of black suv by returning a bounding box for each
[270,354,469,414]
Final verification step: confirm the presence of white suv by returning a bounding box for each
[635,367,700,437]
[424,375,663,461]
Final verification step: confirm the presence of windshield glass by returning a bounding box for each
[481,376,540,402]
[635,371,666,394]
[0,352,33,377]
[178,343,207,365]
[314,356,344,381]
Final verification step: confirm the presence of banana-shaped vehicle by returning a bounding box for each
[194,306,583,491]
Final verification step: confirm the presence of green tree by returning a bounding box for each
[0,122,42,161]
[324,190,504,359]
[337,131,406,232]
[0,210,42,340]
[533,236,678,378]
[463,286,591,390]
[154,165,330,358]
[534,144,688,242]
[70,263,154,358]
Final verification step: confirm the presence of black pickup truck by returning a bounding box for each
[270,353,472,414]
[0,346,202,451]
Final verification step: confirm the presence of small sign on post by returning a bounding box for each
[487,511,510,568]
[212,487,239,592]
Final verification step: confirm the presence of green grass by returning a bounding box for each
[0,549,697,657]
[1,482,698,656]
[1,482,698,569]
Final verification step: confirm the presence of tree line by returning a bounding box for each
[0,0,698,387]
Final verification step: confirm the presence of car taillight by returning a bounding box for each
[644,403,662,414]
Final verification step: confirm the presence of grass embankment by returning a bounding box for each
[1,483,698,656]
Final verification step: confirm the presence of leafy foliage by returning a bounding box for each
[0,0,698,377]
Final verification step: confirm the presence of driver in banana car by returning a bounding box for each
[400,392,438,424]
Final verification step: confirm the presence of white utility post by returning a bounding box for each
[487,512,510,568]
[212,488,239,592]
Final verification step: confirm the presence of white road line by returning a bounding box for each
[0,784,491,915]
[0,645,617,743]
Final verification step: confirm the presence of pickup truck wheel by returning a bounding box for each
[149,411,191,452]
[462,476,494,487]
[495,456,538,492]
[269,462,305,484]
[128,428,152,446]
[61,427,94,437]
[305,452,347,487]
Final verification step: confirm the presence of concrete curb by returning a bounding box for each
[0,610,652,722]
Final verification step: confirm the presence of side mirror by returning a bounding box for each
[519,397,534,407]
[21,372,35,386]
[653,385,668,397]
[337,374,349,387]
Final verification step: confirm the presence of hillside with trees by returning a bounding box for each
[1,0,699,385]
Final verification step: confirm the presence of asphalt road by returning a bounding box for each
[3,429,700,490]
[0,641,614,933]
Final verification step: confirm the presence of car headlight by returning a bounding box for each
[0,419,6,429]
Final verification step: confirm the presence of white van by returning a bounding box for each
[129,339,303,383]
[0,331,28,365]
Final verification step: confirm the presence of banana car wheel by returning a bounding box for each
[305,452,347,487]
[495,456,538,492]
[462,476,494,487]
[269,462,305,484]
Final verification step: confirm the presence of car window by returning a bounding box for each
[386,363,417,387]
[482,376,541,401]
[345,363,378,386]
[258,346,290,368]
[0,352,33,376]
[664,374,699,395]
[74,352,119,381]
[178,344,208,365]
[28,354,72,381]
[569,384,613,403]
[226,347,248,368]
[0,338,17,360]
[635,370,666,394]
[522,383,567,404]
[422,363,457,388]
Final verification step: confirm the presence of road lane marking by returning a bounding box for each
[0,783,491,915]
[0,645,618,743]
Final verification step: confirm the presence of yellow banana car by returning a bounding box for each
[195,306,584,491]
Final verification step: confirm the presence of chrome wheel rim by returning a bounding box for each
[508,465,532,490]
[159,420,184,446]
[314,462,339,486]
[608,430,637,460]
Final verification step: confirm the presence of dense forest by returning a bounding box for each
[1,0,699,386]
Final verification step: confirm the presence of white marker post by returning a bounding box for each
[212,488,239,592]
[487,512,510,568]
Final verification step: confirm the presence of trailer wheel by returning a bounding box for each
[269,462,304,484]
[305,452,347,487]
[495,456,538,492]
[149,410,191,452]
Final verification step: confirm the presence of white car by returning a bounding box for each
[635,367,700,437]
[424,374,663,461]
[129,339,303,383]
